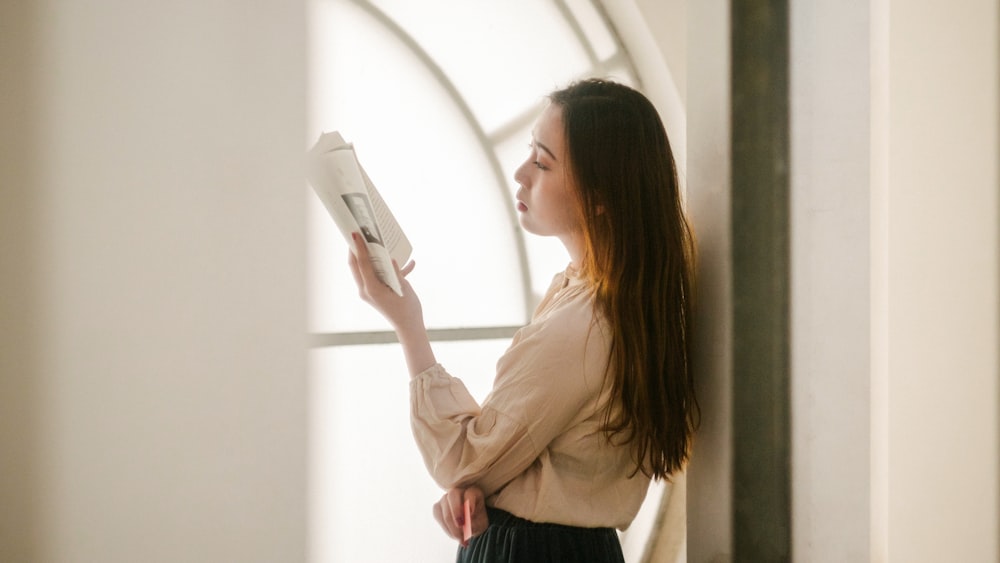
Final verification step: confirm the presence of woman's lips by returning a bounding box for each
[516,201,527,212]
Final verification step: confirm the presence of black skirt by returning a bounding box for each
[456,507,625,563]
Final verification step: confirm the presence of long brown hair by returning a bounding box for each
[549,79,698,479]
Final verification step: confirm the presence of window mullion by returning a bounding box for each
[309,325,522,347]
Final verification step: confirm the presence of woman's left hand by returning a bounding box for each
[432,486,489,547]
[347,232,422,332]
[348,232,437,376]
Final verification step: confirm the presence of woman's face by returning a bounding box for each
[513,103,584,249]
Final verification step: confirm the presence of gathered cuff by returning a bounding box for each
[412,362,449,382]
[410,363,480,424]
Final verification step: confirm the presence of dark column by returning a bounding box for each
[731,0,791,560]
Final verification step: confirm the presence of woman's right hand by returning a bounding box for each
[432,486,489,547]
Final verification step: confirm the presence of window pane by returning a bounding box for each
[309,0,528,332]
[309,339,511,563]
[565,0,620,62]
[369,0,593,134]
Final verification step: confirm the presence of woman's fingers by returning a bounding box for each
[352,233,416,296]
[347,247,365,292]
[348,233,378,291]
[463,487,489,539]
[444,488,467,544]
[432,494,463,542]
[349,232,395,299]
[399,259,416,278]
[445,488,465,525]
[431,487,490,547]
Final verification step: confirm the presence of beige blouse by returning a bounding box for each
[410,266,651,530]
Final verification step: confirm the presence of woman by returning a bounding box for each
[349,78,697,563]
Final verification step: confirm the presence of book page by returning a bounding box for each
[356,161,411,266]
[307,132,411,296]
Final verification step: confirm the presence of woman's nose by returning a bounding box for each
[513,159,530,187]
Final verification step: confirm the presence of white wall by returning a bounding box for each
[0,2,308,562]
[683,1,735,561]
[886,1,999,561]
[790,1,874,561]
[624,0,688,109]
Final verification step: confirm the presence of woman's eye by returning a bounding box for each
[527,142,548,170]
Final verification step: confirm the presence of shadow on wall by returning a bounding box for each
[0,1,44,560]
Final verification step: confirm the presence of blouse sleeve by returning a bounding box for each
[410,301,610,496]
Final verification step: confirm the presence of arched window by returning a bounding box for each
[307,1,644,561]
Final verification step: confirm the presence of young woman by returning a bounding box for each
[348,78,698,563]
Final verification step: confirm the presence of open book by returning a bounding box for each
[307,131,412,296]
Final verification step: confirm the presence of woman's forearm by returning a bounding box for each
[347,232,437,376]
[395,320,437,378]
